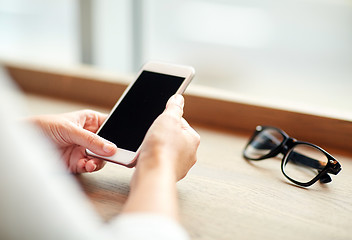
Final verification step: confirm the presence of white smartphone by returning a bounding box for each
[85,61,195,167]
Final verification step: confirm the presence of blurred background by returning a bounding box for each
[0,0,351,114]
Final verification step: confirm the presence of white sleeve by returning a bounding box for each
[108,214,189,240]
[0,67,189,240]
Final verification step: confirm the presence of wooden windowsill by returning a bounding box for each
[2,59,351,155]
[23,92,352,240]
[4,59,352,240]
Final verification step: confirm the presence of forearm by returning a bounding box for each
[122,153,179,220]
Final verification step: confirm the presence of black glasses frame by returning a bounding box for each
[243,126,342,187]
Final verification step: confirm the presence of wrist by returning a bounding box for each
[24,115,47,130]
[130,150,178,193]
[136,151,177,180]
[124,152,179,220]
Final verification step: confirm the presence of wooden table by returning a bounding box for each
[26,93,352,240]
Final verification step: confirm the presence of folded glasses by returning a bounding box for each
[243,126,341,187]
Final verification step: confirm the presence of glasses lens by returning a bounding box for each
[283,144,328,184]
[244,127,284,159]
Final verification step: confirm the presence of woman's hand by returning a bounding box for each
[28,110,117,174]
[122,95,200,219]
[137,94,200,181]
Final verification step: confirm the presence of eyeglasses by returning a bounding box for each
[243,126,341,187]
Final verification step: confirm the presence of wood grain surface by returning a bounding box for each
[4,60,352,154]
[25,94,352,240]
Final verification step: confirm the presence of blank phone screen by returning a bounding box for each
[98,70,185,152]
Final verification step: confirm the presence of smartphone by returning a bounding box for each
[85,61,195,167]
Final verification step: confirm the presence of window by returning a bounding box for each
[1,0,351,114]
[0,0,79,64]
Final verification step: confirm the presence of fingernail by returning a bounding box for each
[103,143,115,153]
[174,94,184,107]
[91,163,97,172]
[86,162,97,172]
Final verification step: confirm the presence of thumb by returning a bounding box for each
[164,94,184,118]
[69,126,117,156]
